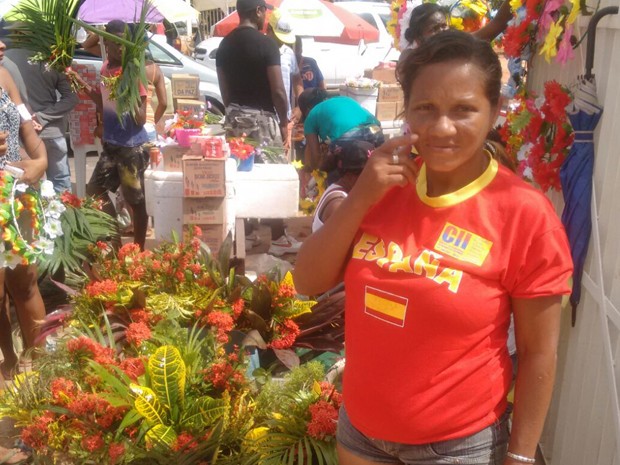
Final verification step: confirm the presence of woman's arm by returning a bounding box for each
[0,68,47,184]
[506,295,562,464]
[473,0,513,41]
[294,135,418,295]
[304,133,321,170]
[152,65,167,124]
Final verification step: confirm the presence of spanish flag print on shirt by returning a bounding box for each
[364,286,408,327]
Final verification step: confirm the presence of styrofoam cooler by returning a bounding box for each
[145,159,236,242]
[346,86,378,116]
[235,164,299,219]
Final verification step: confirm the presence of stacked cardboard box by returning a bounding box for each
[182,153,236,253]
[68,63,99,146]
[375,84,404,122]
[171,74,200,112]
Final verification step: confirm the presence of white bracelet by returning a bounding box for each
[506,451,536,463]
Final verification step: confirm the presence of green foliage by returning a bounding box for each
[37,201,119,287]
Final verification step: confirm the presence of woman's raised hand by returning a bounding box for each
[349,134,419,209]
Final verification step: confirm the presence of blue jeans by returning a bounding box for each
[337,404,510,464]
[44,136,71,193]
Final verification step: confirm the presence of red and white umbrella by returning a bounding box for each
[212,0,379,44]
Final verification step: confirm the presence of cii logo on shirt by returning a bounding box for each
[364,286,408,327]
[434,223,492,266]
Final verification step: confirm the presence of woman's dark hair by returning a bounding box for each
[404,3,447,44]
[105,19,127,36]
[298,88,329,119]
[397,30,502,108]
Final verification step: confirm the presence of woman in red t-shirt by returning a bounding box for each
[294,31,573,465]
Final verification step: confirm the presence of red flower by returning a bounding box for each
[119,357,146,380]
[85,279,118,298]
[82,432,105,452]
[269,319,300,349]
[50,377,77,405]
[66,336,116,365]
[21,412,54,449]
[118,243,140,261]
[125,322,152,346]
[109,442,125,464]
[172,432,199,452]
[203,357,246,391]
[232,298,245,319]
[206,310,234,343]
[307,400,339,440]
[60,191,82,208]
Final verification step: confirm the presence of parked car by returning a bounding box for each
[195,2,398,89]
[74,36,224,113]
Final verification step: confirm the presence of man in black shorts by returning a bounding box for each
[216,0,302,256]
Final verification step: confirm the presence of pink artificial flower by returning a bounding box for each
[556,24,575,65]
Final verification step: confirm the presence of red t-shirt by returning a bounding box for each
[343,158,573,444]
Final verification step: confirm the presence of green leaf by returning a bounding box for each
[130,383,168,426]
[147,345,186,412]
[510,109,533,133]
[179,396,227,430]
[146,424,177,449]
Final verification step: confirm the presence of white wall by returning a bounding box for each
[527,4,620,464]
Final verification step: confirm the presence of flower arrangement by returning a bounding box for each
[447,0,490,32]
[36,191,118,286]
[503,0,580,65]
[499,80,574,192]
[296,163,328,216]
[0,230,342,465]
[0,173,64,268]
[9,0,81,89]
[250,361,341,464]
[388,0,489,50]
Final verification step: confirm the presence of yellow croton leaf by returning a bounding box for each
[130,383,169,426]
[539,18,563,62]
[313,380,322,396]
[146,424,177,449]
[246,426,269,442]
[272,412,283,420]
[280,271,295,289]
[292,299,317,318]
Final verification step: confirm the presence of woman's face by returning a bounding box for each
[0,40,6,63]
[420,13,449,42]
[406,60,497,175]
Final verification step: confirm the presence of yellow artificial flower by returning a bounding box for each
[291,159,303,170]
[567,0,580,24]
[461,0,488,16]
[450,16,464,30]
[509,0,523,12]
[539,18,563,62]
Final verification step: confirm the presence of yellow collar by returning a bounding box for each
[416,154,498,208]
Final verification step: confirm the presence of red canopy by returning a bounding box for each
[212,0,379,45]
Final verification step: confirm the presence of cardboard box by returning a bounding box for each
[189,135,226,159]
[378,84,403,103]
[162,145,190,172]
[364,66,397,84]
[171,74,200,99]
[184,223,228,253]
[183,197,228,224]
[182,155,227,197]
[375,101,398,121]
[175,98,205,115]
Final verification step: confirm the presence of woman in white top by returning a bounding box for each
[312,140,373,232]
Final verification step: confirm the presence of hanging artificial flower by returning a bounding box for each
[500,81,574,192]
[0,173,63,268]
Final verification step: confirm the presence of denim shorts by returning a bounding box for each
[337,404,510,465]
